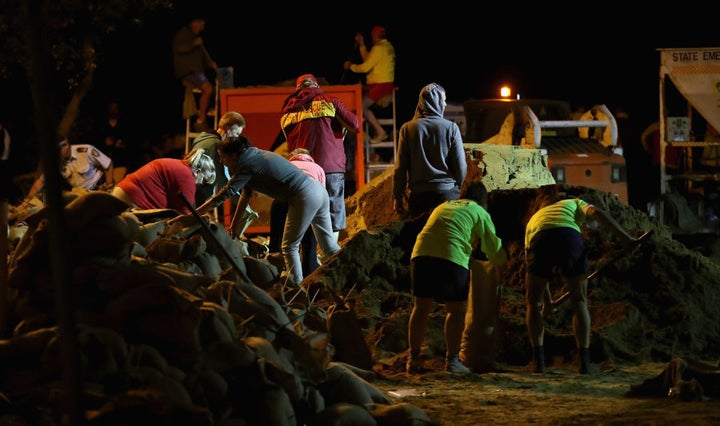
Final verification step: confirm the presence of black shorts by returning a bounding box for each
[411,256,470,303]
[408,187,460,218]
[526,228,588,279]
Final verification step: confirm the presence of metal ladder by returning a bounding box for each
[365,87,398,182]
[184,82,220,154]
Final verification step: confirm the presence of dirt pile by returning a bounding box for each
[308,160,720,371]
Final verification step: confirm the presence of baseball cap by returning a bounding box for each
[371,26,386,36]
[296,74,318,90]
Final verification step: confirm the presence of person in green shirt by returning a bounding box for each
[524,192,636,375]
[406,181,507,374]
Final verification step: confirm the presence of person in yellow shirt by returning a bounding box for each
[524,192,636,375]
[406,181,507,375]
[344,25,395,144]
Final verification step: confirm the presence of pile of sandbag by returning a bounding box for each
[2,191,431,426]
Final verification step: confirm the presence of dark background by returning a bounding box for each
[1,3,717,208]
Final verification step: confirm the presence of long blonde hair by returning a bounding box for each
[184,148,216,185]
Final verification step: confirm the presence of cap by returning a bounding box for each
[371,26,386,36]
[296,74,318,90]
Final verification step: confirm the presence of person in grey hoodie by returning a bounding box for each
[392,83,467,219]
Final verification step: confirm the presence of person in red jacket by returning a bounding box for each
[280,74,360,244]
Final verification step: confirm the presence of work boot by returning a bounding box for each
[406,357,422,374]
[579,347,600,375]
[530,346,546,373]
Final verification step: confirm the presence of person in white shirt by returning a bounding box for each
[27,138,114,200]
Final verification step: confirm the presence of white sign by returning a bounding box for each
[660,48,720,132]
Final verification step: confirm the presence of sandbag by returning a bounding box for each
[327,303,373,370]
[460,259,501,372]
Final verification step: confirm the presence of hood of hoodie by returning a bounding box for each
[413,83,446,119]
[281,87,325,113]
[288,152,315,163]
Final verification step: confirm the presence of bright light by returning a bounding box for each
[500,86,511,98]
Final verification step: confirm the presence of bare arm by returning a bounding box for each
[355,32,368,61]
[588,206,637,244]
[26,173,45,199]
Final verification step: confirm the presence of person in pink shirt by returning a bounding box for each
[112,148,215,214]
[290,148,325,186]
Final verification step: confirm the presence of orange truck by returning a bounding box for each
[461,97,628,203]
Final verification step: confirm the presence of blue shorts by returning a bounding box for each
[411,256,470,303]
[526,228,589,279]
[325,172,346,231]
[182,71,210,89]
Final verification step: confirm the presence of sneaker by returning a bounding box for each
[445,358,471,374]
[370,131,389,144]
[406,357,422,374]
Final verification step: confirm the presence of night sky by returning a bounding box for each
[90,5,717,137]
[1,3,717,180]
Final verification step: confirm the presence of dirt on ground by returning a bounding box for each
[371,361,720,425]
[301,164,720,425]
[5,156,720,425]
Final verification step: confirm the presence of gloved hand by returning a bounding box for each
[98,182,115,192]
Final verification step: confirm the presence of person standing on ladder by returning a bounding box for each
[343,25,395,144]
[173,16,217,133]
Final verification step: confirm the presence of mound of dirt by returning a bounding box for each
[307,165,720,371]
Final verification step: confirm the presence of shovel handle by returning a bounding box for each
[178,192,251,282]
[551,229,654,309]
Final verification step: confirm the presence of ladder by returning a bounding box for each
[184,82,220,154]
[365,87,398,182]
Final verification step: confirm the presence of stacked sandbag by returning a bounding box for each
[1,190,432,425]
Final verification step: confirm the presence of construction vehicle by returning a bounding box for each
[461,94,628,204]
[649,47,720,245]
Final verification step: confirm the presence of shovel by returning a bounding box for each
[551,229,654,308]
[230,202,259,239]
